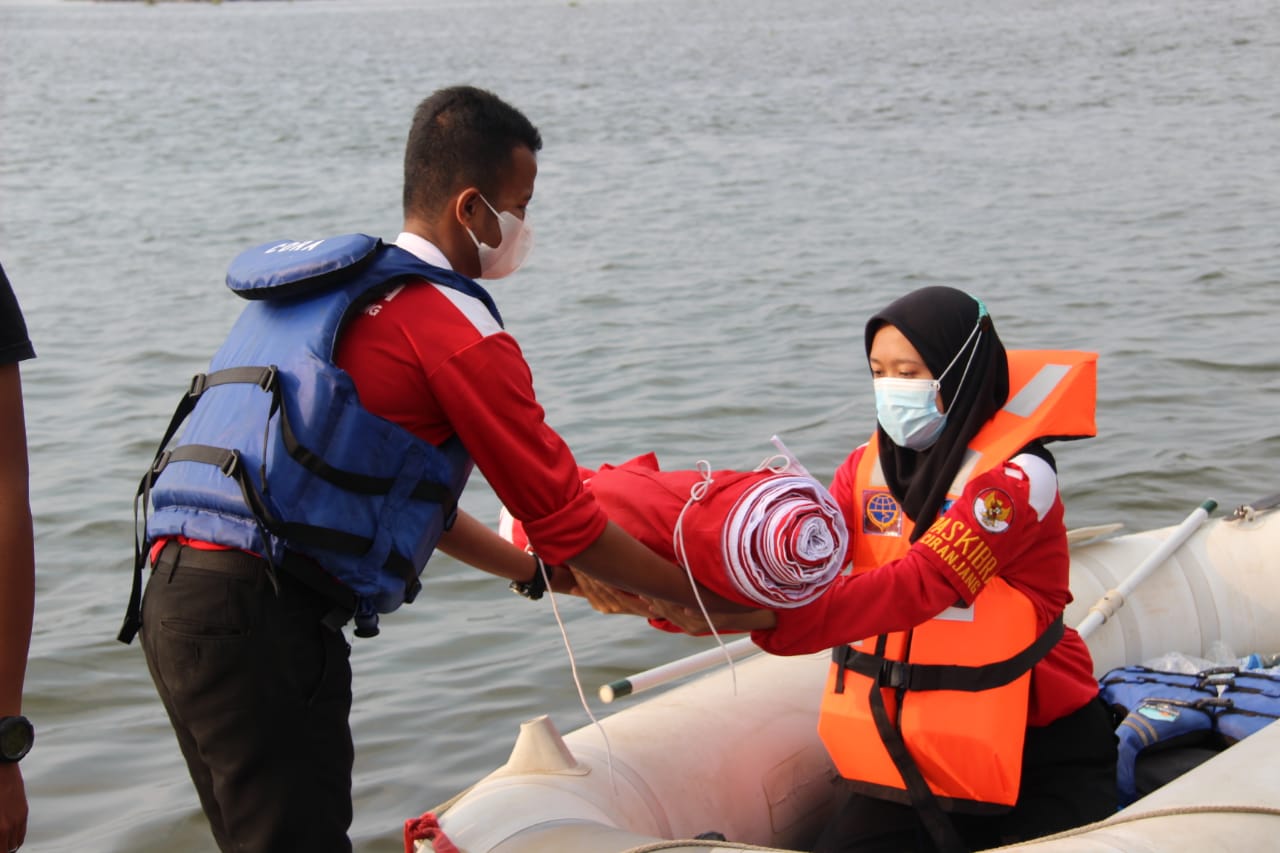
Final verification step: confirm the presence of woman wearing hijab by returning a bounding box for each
[656,286,1117,852]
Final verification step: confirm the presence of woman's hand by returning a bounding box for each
[645,598,778,634]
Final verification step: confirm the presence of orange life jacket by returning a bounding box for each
[818,350,1095,818]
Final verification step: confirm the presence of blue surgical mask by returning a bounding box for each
[874,377,948,450]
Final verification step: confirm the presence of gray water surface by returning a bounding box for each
[1,0,1277,849]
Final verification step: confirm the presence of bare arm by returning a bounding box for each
[438,512,754,612]
[437,508,542,582]
[436,509,578,594]
[0,363,33,851]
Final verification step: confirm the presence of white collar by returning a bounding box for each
[393,232,452,269]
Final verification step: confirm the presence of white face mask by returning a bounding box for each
[874,377,948,450]
[466,194,534,279]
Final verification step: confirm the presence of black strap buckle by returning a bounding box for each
[258,364,279,392]
[1198,669,1239,690]
[188,372,208,398]
[404,577,422,604]
[879,660,910,690]
[219,449,242,478]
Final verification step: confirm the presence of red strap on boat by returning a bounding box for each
[403,812,460,853]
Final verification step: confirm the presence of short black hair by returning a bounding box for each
[403,86,543,218]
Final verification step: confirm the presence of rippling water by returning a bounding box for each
[1,0,1277,849]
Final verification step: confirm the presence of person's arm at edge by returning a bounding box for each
[0,363,33,849]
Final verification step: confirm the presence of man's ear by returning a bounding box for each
[454,187,482,228]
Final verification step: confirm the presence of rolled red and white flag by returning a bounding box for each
[500,451,847,610]
[717,473,847,608]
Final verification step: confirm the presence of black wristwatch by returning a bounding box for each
[509,553,552,601]
[0,715,34,763]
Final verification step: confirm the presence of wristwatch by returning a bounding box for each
[0,715,34,763]
[509,553,552,601]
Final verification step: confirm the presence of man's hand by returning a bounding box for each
[568,570,652,616]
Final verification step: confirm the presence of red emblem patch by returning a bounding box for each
[973,487,1014,533]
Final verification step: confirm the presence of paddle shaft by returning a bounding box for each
[599,637,760,703]
[1075,499,1217,640]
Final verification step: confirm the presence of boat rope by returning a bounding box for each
[403,811,460,853]
[1001,802,1280,848]
[613,803,1280,852]
[543,561,620,793]
[671,459,739,696]
[620,839,800,852]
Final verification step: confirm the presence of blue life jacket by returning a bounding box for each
[119,234,501,642]
[1208,669,1280,741]
[1100,665,1280,807]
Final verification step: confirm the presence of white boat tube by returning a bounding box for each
[1001,714,1280,851]
[429,508,1280,853]
[1066,504,1280,676]
[435,651,836,853]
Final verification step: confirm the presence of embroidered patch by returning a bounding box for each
[1139,702,1181,723]
[973,487,1014,533]
[918,517,1000,596]
[862,490,902,536]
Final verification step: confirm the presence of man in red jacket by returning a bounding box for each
[137,86,747,853]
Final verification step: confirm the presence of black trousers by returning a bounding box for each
[814,696,1119,853]
[141,543,354,853]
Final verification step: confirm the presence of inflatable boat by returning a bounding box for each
[410,496,1280,852]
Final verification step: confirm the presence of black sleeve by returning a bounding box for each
[0,262,36,366]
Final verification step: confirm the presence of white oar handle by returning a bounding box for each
[599,637,760,703]
[1075,499,1217,640]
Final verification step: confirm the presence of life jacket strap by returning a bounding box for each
[863,650,970,853]
[162,443,421,594]
[831,616,1065,694]
[824,615,1065,849]
[119,362,441,645]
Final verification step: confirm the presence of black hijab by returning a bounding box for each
[864,286,1009,539]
